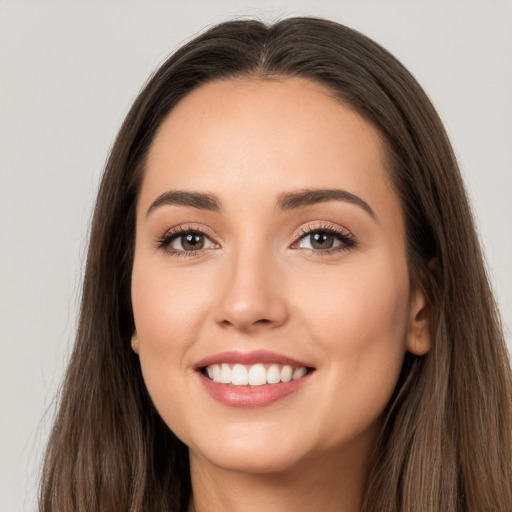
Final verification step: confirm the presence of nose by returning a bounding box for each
[213,247,289,332]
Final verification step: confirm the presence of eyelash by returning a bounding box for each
[292,223,356,255]
[156,224,216,258]
[156,223,356,258]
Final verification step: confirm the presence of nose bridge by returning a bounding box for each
[214,236,288,331]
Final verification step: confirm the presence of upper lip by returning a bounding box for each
[194,349,314,369]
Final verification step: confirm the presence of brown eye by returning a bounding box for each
[169,232,214,252]
[180,233,204,250]
[298,231,340,250]
[309,232,335,250]
[295,228,355,253]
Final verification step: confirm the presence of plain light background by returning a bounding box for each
[1,1,511,510]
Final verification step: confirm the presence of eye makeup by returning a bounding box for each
[155,220,357,258]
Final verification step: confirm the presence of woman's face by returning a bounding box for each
[131,77,430,475]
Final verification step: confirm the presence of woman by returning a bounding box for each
[39,17,512,512]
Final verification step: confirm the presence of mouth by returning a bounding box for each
[194,350,315,407]
[201,362,311,386]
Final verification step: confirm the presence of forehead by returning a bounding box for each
[141,77,398,219]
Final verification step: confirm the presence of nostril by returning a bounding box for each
[218,317,274,330]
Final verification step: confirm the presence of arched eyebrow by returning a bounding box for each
[146,188,375,220]
[277,189,376,220]
[146,190,221,216]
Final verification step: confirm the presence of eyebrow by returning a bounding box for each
[146,187,375,220]
[146,190,221,216]
[277,188,376,219]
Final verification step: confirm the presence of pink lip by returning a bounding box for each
[198,375,311,408]
[194,350,314,408]
[194,349,312,369]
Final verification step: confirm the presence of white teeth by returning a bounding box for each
[280,365,293,383]
[220,363,231,384]
[212,364,221,383]
[292,367,307,380]
[248,364,267,386]
[205,363,309,386]
[266,364,281,384]
[231,364,249,385]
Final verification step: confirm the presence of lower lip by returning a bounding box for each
[198,372,311,408]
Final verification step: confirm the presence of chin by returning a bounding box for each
[191,443,306,475]
[182,410,383,479]
[183,422,313,475]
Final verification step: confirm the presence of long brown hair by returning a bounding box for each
[39,17,512,512]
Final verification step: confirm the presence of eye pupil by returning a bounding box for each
[311,232,334,249]
[182,233,204,250]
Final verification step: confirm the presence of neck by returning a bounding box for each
[187,445,373,512]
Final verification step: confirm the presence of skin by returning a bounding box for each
[131,77,431,512]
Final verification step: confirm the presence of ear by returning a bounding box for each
[131,332,140,354]
[405,286,432,356]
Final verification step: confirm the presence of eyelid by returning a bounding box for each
[155,221,356,257]
[289,221,356,251]
[162,223,217,238]
[155,223,220,254]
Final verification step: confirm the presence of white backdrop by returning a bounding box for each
[1,1,511,510]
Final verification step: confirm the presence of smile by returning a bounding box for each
[195,350,314,407]
[204,363,308,386]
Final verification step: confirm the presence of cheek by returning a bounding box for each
[295,258,410,430]
[130,261,210,415]
[131,261,210,352]
[300,256,409,343]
